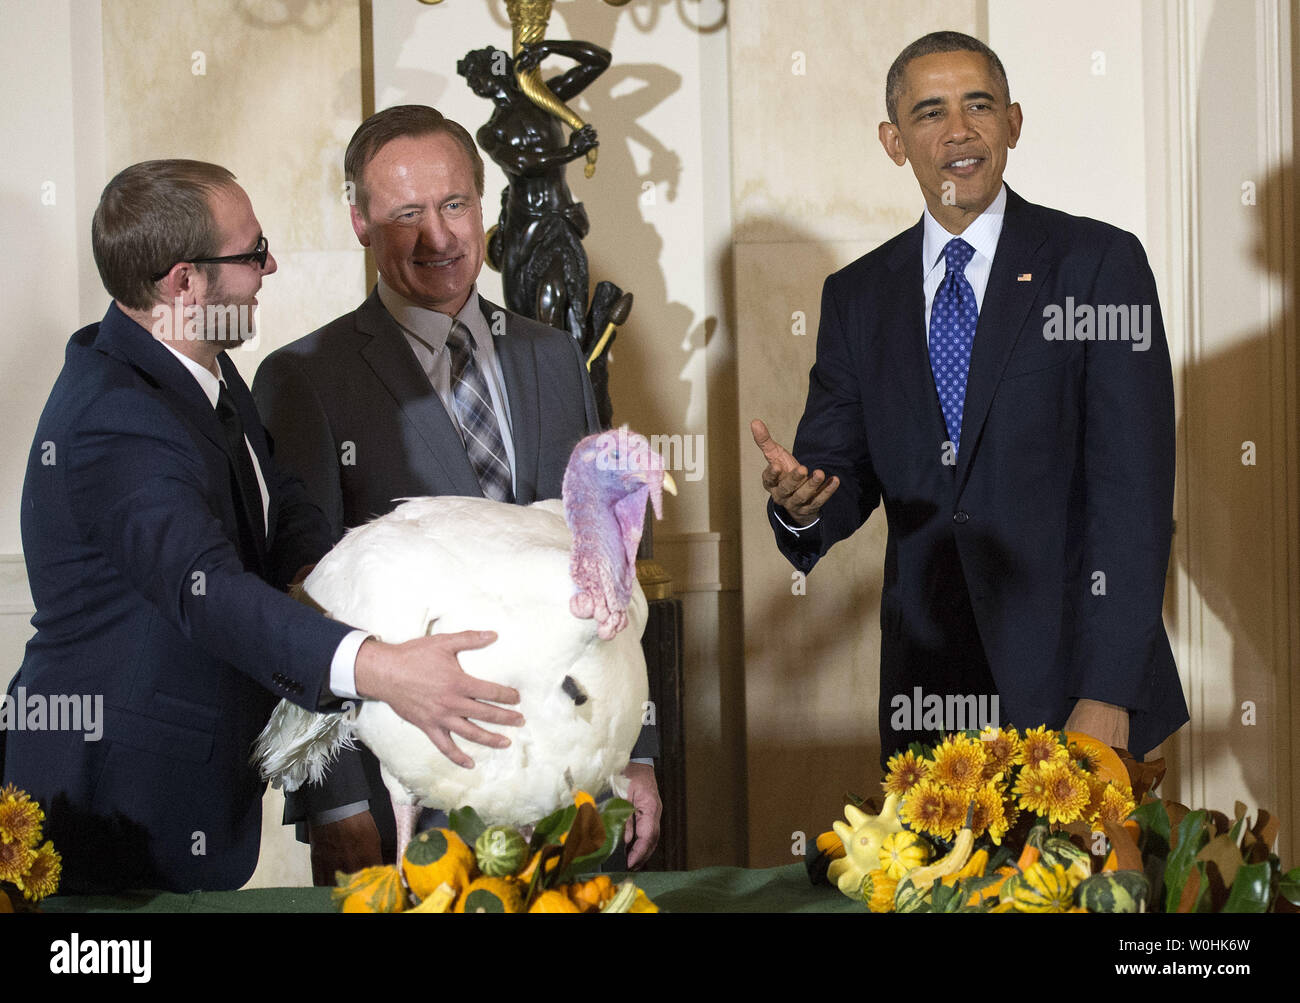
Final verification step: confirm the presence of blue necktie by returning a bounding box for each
[929,237,978,454]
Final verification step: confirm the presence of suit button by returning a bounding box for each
[953,510,970,524]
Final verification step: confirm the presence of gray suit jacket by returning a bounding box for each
[252,290,655,856]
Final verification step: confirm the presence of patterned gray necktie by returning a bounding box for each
[446,320,513,502]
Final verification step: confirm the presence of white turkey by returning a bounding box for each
[254,427,673,859]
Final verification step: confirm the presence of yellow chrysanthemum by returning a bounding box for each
[0,794,44,848]
[1021,726,1069,769]
[978,726,1023,779]
[970,781,1011,844]
[928,734,986,793]
[882,750,930,797]
[1082,772,1109,823]
[1091,785,1137,830]
[937,791,968,840]
[900,780,947,837]
[0,837,36,884]
[1015,759,1090,824]
[16,841,61,901]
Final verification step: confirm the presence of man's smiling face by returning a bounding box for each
[351,131,485,315]
[878,49,1022,234]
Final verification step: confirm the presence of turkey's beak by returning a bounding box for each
[661,472,678,496]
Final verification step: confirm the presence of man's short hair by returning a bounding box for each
[885,31,1011,124]
[92,160,236,312]
[344,105,485,214]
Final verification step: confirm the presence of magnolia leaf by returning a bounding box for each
[1206,810,1231,836]
[1103,819,1144,873]
[1247,808,1278,865]
[1164,809,1210,911]
[1175,863,1207,913]
[1279,867,1300,907]
[448,805,486,846]
[530,802,578,850]
[1165,800,1191,838]
[1132,799,1171,861]
[1222,860,1271,913]
[1197,832,1243,909]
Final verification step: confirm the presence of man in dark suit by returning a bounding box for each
[753,32,1188,763]
[2,160,524,892]
[252,106,661,880]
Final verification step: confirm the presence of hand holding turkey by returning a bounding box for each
[353,630,524,769]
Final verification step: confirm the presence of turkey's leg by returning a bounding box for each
[392,796,420,865]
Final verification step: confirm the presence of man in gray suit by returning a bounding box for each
[253,105,661,882]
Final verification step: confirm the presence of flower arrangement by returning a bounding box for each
[333,791,657,914]
[815,727,1300,914]
[0,784,62,911]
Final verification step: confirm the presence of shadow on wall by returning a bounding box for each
[1172,153,1295,811]
[727,214,888,865]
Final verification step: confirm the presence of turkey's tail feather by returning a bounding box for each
[253,699,358,791]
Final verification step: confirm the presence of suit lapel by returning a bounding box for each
[482,298,541,504]
[354,289,483,497]
[95,305,270,570]
[955,186,1050,492]
[95,304,231,458]
[883,222,953,454]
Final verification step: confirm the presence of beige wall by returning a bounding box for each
[3,0,1297,883]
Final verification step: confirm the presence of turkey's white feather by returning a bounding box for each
[257,495,648,826]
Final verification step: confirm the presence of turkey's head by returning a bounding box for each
[563,427,676,639]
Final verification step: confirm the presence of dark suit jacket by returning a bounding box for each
[772,186,1188,760]
[2,303,351,892]
[252,290,651,858]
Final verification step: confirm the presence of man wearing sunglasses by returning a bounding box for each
[2,160,520,892]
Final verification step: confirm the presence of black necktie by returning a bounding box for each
[215,382,266,566]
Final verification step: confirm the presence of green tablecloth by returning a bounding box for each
[42,863,859,913]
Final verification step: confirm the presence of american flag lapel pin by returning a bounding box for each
[1017,272,1032,282]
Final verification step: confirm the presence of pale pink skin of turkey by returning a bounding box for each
[563,429,666,640]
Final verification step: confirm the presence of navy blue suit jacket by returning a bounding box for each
[771,187,1188,759]
[2,303,351,892]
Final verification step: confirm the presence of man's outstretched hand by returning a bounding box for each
[751,418,839,527]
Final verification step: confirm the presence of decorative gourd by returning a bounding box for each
[860,868,898,912]
[942,847,989,888]
[1029,829,1092,886]
[403,881,457,913]
[569,874,615,912]
[454,876,525,913]
[878,830,931,880]
[903,804,975,892]
[529,888,582,913]
[333,865,407,914]
[1075,870,1149,913]
[826,794,904,901]
[1012,862,1075,913]
[961,872,1006,908]
[402,828,476,901]
[815,829,847,860]
[893,873,931,914]
[475,825,530,877]
[1064,731,1131,790]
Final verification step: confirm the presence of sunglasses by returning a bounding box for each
[152,235,270,282]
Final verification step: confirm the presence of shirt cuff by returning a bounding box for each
[771,505,819,535]
[629,757,654,766]
[330,629,370,700]
[309,801,371,828]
